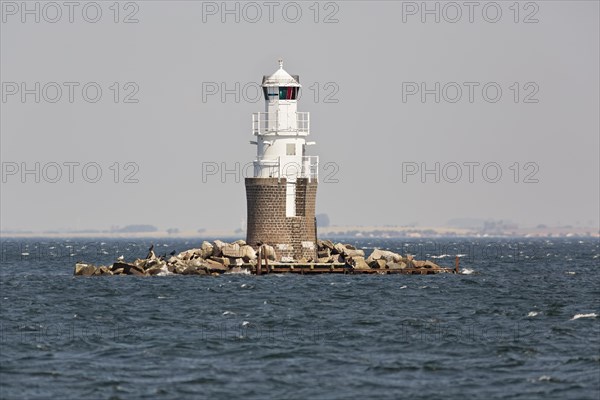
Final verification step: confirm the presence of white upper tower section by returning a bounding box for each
[251,60,317,183]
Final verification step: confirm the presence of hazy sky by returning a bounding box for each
[1,1,598,232]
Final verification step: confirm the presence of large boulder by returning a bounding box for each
[240,245,257,262]
[423,260,441,269]
[182,264,207,275]
[228,257,244,267]
[129,266,146,276]
[200,241,214,259]
[210,256,230,267]
[259,245,276,261]
[206,259,228,272]
[332,254,345,263]
[368,248,402,263]
[344,248,365,258]
[319,240,335,251]
[177,248,202,261]
[368,259,387,269]
[212,240,227,257]
[222,243,242,258]
[333,243,346,255]
[145,259,164,270]
[191,258,206,268]
[173,259,203,274]
[331,243,365,258]
[176,250,189,260]
[351,256,371,270]
[110,261,132,274]
[133,258,148,268]
[111,262,143,275]
[181,265,197,275]
[99,266,113,275]
[317,248,331,258]
[75,263,96,276]
[146,263,167,275]
[386,261,407,270]
[167,256,178,264]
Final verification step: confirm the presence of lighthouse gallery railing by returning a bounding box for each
[252,112,310,135]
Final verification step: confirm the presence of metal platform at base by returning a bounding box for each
[250,263,457,275]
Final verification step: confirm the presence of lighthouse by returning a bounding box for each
[245,60,319,261]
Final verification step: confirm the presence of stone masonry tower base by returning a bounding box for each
[245,177,317,261]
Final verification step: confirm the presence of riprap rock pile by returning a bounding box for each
[74,239,448,276]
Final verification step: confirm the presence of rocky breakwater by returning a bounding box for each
[314,240,447,272]
[74,239,453,276]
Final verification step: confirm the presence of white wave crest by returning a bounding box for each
[461,268,475,275]
[156,265,173,276]
[571,313,597,320]
[225,269,251,275]
[527,311,539,317]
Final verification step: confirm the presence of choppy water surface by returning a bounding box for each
[1,238,599,399]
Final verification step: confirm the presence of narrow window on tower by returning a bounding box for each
[286,143,296,156]
[266,87,278,100]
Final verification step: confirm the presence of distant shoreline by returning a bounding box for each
[1,226,597,239]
